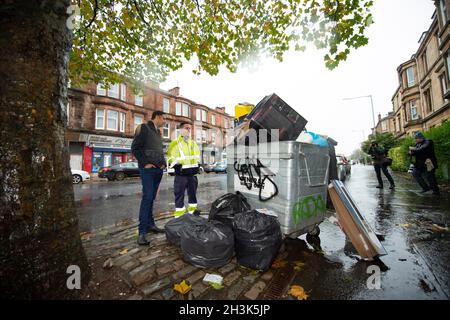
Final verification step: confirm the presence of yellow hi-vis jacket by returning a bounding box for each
[166,135,201,174]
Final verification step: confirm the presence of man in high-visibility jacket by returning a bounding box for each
[167,122,201,217]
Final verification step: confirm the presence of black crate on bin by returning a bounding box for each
[245,93,307,142]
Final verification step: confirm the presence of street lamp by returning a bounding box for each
[343,95,376,136]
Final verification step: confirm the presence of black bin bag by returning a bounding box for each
[180,220,234,268]
[209,192,251,227]
[233,210,282,271]
[165,214,207,247]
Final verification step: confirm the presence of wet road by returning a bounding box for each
[74,165,450,299]
[291,164,450,299]
[74,173,227,232]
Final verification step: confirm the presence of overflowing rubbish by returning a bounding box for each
[296,131,329,148]
[328,180,387,260]
[232,210,283,271]
[203,274,224,289]
[165,214,207,247]
[234,93,307,144]
[180,220,234,268]
[209,192,252,227]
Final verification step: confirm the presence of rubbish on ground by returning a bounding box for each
[328,180,387,261]
[233,210,282,271]
[288,285,309,300]
[399,223,412,229]
[255,208,278,218]
[271,258,288,269]
[209,192,251,227]
[165,214,207,247]
[174,280,192,294]
[203,274,224,290]
[103,258,113,269]
[296,131,329,147]
[293,261,306,272]
[180,220,234,268]
[119,249,128,255]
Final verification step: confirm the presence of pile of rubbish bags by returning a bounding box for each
[165,192,282,271]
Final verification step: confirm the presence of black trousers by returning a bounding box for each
[174,175,198,209]
[374,164,395,187]
[412,167,439,192]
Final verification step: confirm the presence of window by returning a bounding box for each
[211,130,216,144]
[176,102,182,115]
[440,0,448,25]
[230,120,234,128]
[135,93,143,106]
[447,50,450,82]
[440,73,448,102]
[424,89,433,113]
[120,112,126,132]
[182,103,189,117]
[95,109,105,129]
[200,110,206,122]
[97,83,106,96]
[196,109,201,121]
[66,102,70,125]
[108,83,119,99]
[422,51,428,73]
[195,129,201,143]
[163,98,170,113]
[211,115,216,126]
[410,100,418,120]
[406,67,415,87]
[120,83,126,101]
[134,115,143,131]
[107,110,118,130]
[381,121,387,132]
[163,123,170,138]
[224,119,228,129]
[202,129,207,142]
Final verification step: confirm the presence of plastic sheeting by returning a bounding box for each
[209,192,252,227]
[233,210,283,271]
[180,220,234,268]
[165,214,207,247]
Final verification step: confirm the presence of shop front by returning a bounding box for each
[79,134,134,173]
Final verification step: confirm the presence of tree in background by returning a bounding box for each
[361,132,397,155]
[0,0,374,298]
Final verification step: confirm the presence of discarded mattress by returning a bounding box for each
[328,180,387,260]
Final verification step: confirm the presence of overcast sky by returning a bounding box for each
[161,0,436,155]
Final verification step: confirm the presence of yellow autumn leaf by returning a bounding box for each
[293,261,305,272]
[399,223,411,228]
[174,280,192,294]
[288,285,309,300]
[271,258,288,269]
[119,249,128,255]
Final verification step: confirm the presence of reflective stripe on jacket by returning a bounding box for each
[167,136,201,170]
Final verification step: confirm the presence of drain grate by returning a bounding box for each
[261,267,296,300]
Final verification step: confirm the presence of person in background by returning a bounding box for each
[368,141,395,189]
[131,111,166,246]
[409,131,440,196]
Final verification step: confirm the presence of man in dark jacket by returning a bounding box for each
[409,132,440,195]
[131,111,166,245]
[368,141,395,189]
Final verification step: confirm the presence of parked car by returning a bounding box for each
[336,156,348,182]
[203,162,217,173]
[213,161,227,174]
[71,169,90,184]
[337,155,351,175]
[99,161,140,181]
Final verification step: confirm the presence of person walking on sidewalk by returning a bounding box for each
[368,141,395,189]
[409,131,440,195]
[167,122,201,217]
[131,111,166,246]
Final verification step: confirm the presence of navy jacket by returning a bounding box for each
[410,139,438,170]
[131,121,166,169]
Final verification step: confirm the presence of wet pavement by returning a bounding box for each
[77,165,450,300]
[74,173,227,232]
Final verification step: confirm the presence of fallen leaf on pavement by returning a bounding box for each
[119,249,128,255]
[271,258,288,269]
[293,261,306,272]
[399,223,412,228]
[103,258,113,269]
[288,285,309,300]
[208,282,224,290]
[174,280,192,294]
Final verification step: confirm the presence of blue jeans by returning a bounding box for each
[138,168,163,235]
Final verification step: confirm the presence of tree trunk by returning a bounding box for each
[0,0,90,298]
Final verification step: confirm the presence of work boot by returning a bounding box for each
[137,234,150,246]
[389,184,395,190]
[148,225,165,233]
[192,210,201,217]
